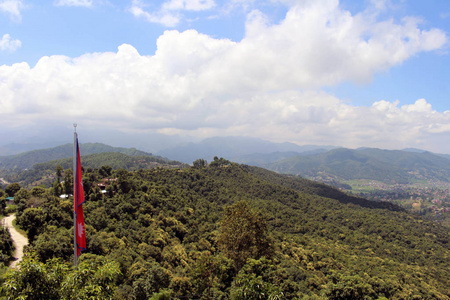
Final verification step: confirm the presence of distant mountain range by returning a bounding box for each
[1,137,449,185]
[0,143,166,170]
[263,148,450,184]
[156,136,336,163]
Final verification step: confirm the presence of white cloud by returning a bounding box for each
[129,0,180,27]
[162,0,215,11]
[129,0,215,26]
[0,33,21,52]
[54,0,93,7]
[1,1,449,152]
[0,0,24,22]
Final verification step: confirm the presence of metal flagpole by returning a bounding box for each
[73,123,78,267]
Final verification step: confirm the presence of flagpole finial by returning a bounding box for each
[73,123,77,132]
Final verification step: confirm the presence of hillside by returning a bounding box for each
[0,143,158,170]
[3,162,449,299]
[266,148,450,184]
[0,151,187,188]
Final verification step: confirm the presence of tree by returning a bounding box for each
[99,165,113,177]
[210,156,231,167]
[128,261,172,299]
[0,197,5,215]
[17,207,47,241]
[0,188,4,215]
[3,253,120,300]
[31,226,73,262]
[63,169,73,195]
[14,188,31,218]
[31,186,47,198]
[218,201,274,269]
[56,165,64,183]
[0,226,14,264]
[5,183,21,197]
[193,159,207,168]
[230,257,283,300]
[60,254,121,300]
[2,253,69,300]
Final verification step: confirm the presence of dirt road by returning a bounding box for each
[3,214,28,268]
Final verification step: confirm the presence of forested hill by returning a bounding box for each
[1,151,187,187]
[0,143,159,170]
[243,165,402,211]
[266,147,450,183]
[4,161,449,299]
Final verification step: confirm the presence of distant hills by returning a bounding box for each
[157,136,336,164]
[1,137,450,185]
[0,143,167,170]
[264,148,450,184]
[0,143,186,188]
[158,137,450,184]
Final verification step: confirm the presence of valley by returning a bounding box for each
[344,179,450,227]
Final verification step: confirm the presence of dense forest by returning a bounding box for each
[0,159,449,299]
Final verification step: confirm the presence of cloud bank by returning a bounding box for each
[1,0,449,152]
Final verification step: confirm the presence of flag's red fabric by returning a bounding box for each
[74,138,86,257]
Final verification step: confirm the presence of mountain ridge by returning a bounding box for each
[0,143,160,170]
[265,147,450,184]
[157,136,336,163]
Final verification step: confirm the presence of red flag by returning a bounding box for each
[74,137,86,257]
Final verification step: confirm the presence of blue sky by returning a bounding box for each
[0,0,449,154]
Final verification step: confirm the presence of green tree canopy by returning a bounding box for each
[5,183,21,197]
[218,201,274,269]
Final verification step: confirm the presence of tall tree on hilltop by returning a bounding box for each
[218,201,274,270]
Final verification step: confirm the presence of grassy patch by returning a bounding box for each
[11,219,27,238]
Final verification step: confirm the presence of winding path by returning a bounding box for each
[3,214,28,268]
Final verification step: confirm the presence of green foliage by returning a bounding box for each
[0,197,5,216]
[230,258,284,300]
[30,226,73,262]
[17,207,47,241]
[5,182,20,197]
[61,254,121,300]
[149,289,172,300]
[210,156,232,167]
[193,158,208,168]
[128,260,172,299]
[0,226,14,265]
[218,201,274,269]
[322,273,375,299]
[2,252,121,300]
[3,253,69,300]
[0,146,187,188]
[190,253,234,298]
[3,163,449,299]
[0,142,161,170]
